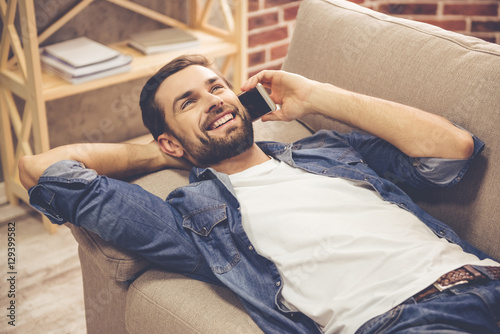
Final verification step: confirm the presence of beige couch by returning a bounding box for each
[69,0,500,333]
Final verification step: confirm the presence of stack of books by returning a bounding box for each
[128,28,199,55]
[40,37,132,84]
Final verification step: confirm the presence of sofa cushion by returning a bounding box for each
[283,0,500,260]
[125,270,264,334]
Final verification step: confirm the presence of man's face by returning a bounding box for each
[156,65,254,167]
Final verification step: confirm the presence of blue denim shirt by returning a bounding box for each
[29,130,488,334]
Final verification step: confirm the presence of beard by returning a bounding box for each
[173,104,254,167]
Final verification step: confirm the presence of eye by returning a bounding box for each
[211,84,224,93]
[181,99,195,110]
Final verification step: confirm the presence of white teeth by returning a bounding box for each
[211,113,234,130]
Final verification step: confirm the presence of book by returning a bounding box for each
[43,36,120,67]
[128,28,199,55]
[42,64,131,84]
[40,36,132,84]
[41,52,132,77]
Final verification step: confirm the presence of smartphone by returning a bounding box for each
[238,83,277,121]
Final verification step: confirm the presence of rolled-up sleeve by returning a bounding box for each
[343,131,485,189]
[409,135,483,187]
[29,160,97,225]
[28,160,204,274]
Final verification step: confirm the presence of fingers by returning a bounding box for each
[261,112,279,122]
[241,70,280,91]
[240,73,262,91]
[261,107,289,123]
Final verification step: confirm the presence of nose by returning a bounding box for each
[207,94,224,113]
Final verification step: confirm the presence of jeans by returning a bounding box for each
[356,280,500,334]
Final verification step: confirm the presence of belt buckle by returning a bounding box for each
[433,279,469,292]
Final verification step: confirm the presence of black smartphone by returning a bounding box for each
[238,83,277,121]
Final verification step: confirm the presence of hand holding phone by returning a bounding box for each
[238,83,277,121]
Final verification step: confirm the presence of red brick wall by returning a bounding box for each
[247,0,303,77]
[246,0,500,78]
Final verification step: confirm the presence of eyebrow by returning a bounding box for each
[172,76,222,113]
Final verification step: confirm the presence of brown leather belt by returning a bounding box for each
[413,265,500,303]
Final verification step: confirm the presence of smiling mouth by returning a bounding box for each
[207,112,236,131]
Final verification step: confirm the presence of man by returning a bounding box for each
[19,55,500,334]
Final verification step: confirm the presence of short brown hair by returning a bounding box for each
[140,54,232,140]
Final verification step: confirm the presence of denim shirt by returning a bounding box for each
[29,130,488,334]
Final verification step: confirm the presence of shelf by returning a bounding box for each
[42,30,239,101]
[0,0,247,233]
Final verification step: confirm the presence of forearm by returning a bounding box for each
[244,70,473,160]
[309,82,474,159]
[19,142,188,190]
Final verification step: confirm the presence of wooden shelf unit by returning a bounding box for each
[0,0,248,233]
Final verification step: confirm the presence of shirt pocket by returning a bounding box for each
[182,204,240,274]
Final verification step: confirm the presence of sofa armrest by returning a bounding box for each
[70,224,150,281]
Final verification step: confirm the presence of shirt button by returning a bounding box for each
[200,227,208,235]
[276,281,281,287]
[439,230,446,235]
[248,245,254,251]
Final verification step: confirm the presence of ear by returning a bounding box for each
[157,133,184,158]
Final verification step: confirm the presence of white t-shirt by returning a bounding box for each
[228,158,499,334]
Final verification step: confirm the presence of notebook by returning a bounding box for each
[128,28,199,55]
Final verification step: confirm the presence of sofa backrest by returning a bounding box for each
[282,0,500,260]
